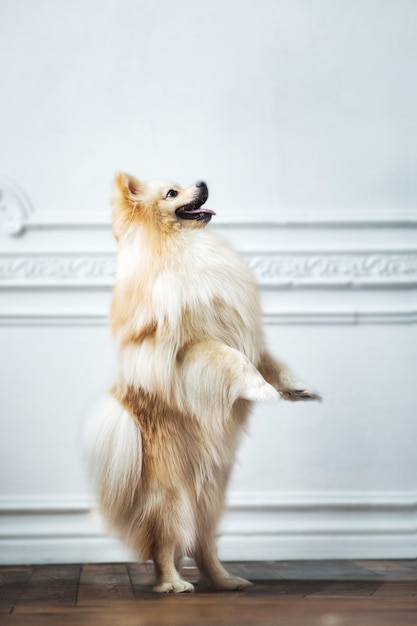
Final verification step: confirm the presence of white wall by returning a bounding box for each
[1,0,416,563]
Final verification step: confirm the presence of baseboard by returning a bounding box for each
[0,492,415,564]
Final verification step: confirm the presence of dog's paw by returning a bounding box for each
[210,575,253,591]
[279,377,322,402]
[242,377,280,403]
[153,579,195,594]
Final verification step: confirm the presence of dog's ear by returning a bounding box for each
[113,172,143,205]
[112,172,144,240]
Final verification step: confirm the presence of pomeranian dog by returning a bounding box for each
[86,174,321,593]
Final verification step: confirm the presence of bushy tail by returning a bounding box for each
[85,393,142,526]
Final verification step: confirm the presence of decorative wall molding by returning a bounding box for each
[0,176,34,236]
[0,253,115,286]
[3,209,417,234]
[0,491,416,563]
[0,310,416,326]
[2,490,415,512]
[247,252,417,287]
[1,251,417,288]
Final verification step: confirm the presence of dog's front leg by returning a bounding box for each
[180,340,279,412]
[258,351,322,402]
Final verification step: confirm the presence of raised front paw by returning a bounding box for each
[279,376,322,402]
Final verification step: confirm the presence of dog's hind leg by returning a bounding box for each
[193,520,252,591]
[174,549,185,575]
[193,473,252,591]
[152,540,194,594]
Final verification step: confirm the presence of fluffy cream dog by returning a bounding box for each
[87,174,321,593]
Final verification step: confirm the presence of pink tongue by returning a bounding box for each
[187,208,216,215]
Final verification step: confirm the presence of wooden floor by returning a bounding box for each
[0,560,416,625]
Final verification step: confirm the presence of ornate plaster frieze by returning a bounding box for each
[247,252,417,285]
[0,251,416,287]
[0,254,115,284]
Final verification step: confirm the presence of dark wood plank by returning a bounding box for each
[221,561,286,580]
[357,560,417,580]
[235,579,379,598]
[0,567,32,610]
[76,563,134,605]
[271,559,384,580]
[304,580,382,597]
[16,565,80,608]
[372,581,417,598]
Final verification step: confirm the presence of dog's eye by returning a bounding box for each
[166,189,178,198]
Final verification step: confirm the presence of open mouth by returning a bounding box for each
[175,201,216,223]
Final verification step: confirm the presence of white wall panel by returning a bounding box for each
[1,0,416,563]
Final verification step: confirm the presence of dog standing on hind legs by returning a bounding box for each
[86,173,321,593]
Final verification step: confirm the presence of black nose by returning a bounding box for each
[195,181,208,202]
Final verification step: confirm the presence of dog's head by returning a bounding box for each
[112,173,215,240]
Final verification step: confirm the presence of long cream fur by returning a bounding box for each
[86,174,321,593]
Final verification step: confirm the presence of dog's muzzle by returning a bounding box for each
[175,181,215,222]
